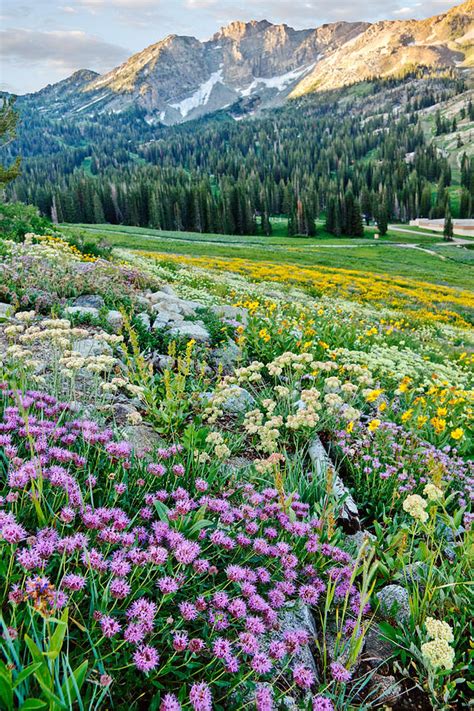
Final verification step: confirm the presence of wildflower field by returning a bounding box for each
[0,229,473,711]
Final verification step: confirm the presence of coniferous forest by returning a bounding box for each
[5,71,474,235]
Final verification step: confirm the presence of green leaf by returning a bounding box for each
[0,672,14,711]
[20,699,48,710]
[188,518,214,535]
[24,637,48,688]
[13,663,43,689]
[34,676,64,708]
[61,660,88,704]
[46,617,68,661]
[153,500,170,522]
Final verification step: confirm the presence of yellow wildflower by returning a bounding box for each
[368,418,381,432]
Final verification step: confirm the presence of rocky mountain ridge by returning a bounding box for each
[20,1,474,124]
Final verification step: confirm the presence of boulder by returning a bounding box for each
[271,604,319,683]
[106,310,123,333]
[64,306,99,319]
[347,529,376,553]
[362,625,394,668]
[121,423,165,455]
[365,673,402,705]
[152,312,184,331]
[134,295,150,310]
[72,337,112,357]
[210,339,242,370]
[136,312,151,330]
[168,321,210,342]
[110,402,142,427]
[210,304,248,326]
[221,386,255,414]
[159,285,177,296]
[376,585,410,624]
[151,353,174,372]
[72,294,105,309]
[151,300,182,315]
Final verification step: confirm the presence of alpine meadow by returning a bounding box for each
[0,1,473,710]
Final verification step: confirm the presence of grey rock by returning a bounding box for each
[121,423,165,455]
[72,337,112,357]
[363,625,394,668]
[271,604,319,683]
[151,300,182,315]
[366,673,402,704]
[210,339,242,370]
[225,456,255,475]
[106,310,123,332]
[151,353,174,372]
[400,561,428,585]
[64,306,99,319]
[152,312,184,330]
[150,291,205,317]
[72,294,105,309]
[0,303,13,321]
[136,312,151,330]
[210,304,248,326]
[376,585,410,624]
[159,285,176,296]
[134,295,150,309]
[347,529,376,552]
[110,402,141,426]
[221,386,255,414]
[168,321,209,342]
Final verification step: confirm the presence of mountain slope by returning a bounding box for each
[19,1,473,124]
[291,0,473,96]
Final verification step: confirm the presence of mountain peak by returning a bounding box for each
[213,19,273,40]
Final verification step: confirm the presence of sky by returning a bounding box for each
[0,0,462,94]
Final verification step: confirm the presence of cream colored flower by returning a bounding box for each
[402,494,428,523]
[423,483,443,502]
[425,617,454,643]
[421,639,455,670]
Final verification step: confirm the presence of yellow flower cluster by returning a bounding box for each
[138,251,474,327]
[34,234,97,263]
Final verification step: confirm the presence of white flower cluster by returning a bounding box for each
[287,388,321,430]
[402,494,428,523]
[243,409,283,453]
[421,617,455,671]
[205,431,231,460]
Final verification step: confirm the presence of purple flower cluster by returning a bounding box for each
[334,420,473,518]
[0,385,367,706]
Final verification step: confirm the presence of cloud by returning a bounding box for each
[0,28,128,67]
[77,0,161,9]
[393,4,422,15]
[0,28,129,93]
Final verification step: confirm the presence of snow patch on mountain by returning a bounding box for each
[171,68,224,117]
[239,63,316,97]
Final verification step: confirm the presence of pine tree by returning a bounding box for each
[459,189,471,219]
[443,207,453,242]
[360,187,372,225]
[377,201,388,236]
[420,185,432,217]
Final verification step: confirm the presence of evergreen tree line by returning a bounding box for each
[5,74,474,235]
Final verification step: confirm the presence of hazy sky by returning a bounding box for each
[0,0,461,94]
